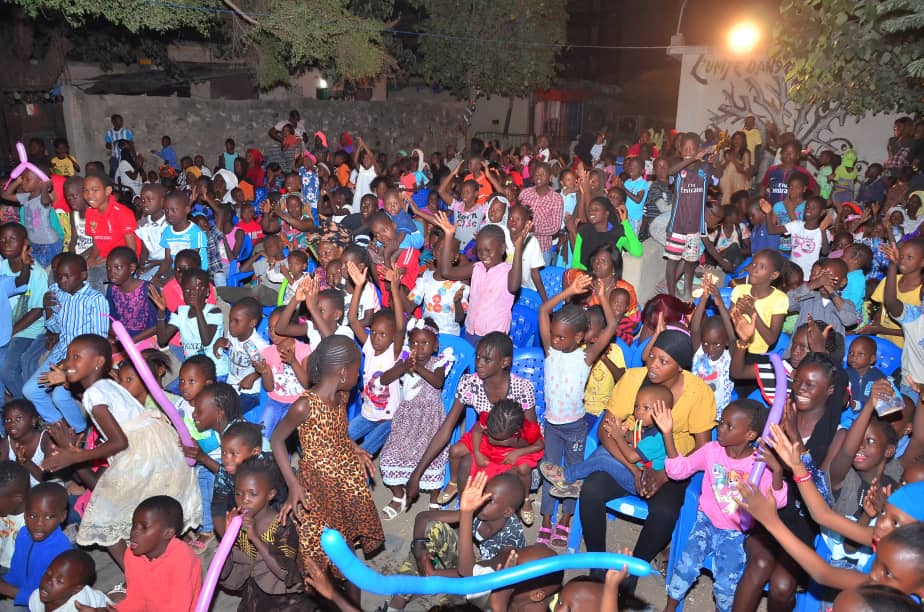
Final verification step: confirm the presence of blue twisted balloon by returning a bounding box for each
[321,528,653,596]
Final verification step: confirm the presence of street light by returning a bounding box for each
[727,21,761,54]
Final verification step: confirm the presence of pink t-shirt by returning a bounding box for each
[465,261,513,336]
[260,342,312,402]
[665,441,788,531]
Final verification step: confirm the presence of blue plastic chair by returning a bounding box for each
[844,335,903,375]
[540,266,566,299]
[437,333,476,415]
[511,347,545,420]
[567,413,649,553]
[515,287,543,311]
[227,234,255,287]
[724,256,753,286]
[510,305,539,348]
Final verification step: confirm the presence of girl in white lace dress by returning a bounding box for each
[39,334,201,568]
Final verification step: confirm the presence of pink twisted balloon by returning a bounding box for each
[195,512,244,612]
[3,142,50,189]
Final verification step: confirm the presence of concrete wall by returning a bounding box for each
[62,85,465,169]
[674,48,900,169]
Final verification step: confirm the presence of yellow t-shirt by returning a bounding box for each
[584,343,626,416]
[872,274,921,348]
[731,284,790,353]
[744,128,762,160]
[604,368,715,457]
[50,155,77,177]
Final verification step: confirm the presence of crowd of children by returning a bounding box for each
[0,112,922,611]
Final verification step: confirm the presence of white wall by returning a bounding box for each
[674,48,901,169]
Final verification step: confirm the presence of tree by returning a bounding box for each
[772,0,924,115]
[10,0,392,89]
[413,0,566,98]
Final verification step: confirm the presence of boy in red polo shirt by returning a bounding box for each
[83,172,139,259]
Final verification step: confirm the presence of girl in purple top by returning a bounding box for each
[105,247,157,350]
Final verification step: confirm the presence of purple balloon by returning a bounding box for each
[740,352,787,530]
[110,319,197,466]
[195,512,243,612]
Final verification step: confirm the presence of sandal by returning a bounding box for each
[549,523,570,549]
[429,503,443,510]
[381,496,407,521]
[107,583,127,597]
[520,497,536,527]
[539,461,569,488]
[436,483,458,506]
[550,482,583,499]
[536,527,553,546]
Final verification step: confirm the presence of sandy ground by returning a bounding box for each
[56,472,729,612]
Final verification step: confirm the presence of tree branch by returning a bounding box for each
[221,0,260,26]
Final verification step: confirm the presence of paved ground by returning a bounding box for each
[71,474,726,612]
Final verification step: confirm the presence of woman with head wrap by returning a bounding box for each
[245,148,265,187]
[577,327,716,600]
[213,168,239,204]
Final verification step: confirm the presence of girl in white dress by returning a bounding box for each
[39,334,201,568]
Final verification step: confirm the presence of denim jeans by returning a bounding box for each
[2,335,47,398]
[565,446,638,495]
[260,397,291,440]
[542,248,555,267]
[0,343,7,401]
[347,415,392,455]
[667,510,746,612]
[31,241,63,269]
[197,465,216,533]
[540,419,587,516]
[23,354,87,432]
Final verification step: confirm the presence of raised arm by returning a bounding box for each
[507,221,531,294]
[538,274,591,352]
[585,280,619,365]
[433,212,475,281]
[737,481,866,591]
[344,261,369,344]
[438,164,462,206]
[880,243,903,319]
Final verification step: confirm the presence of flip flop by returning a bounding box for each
[436,483,458,505]
[549,523,570,548]
[536,527,553,546]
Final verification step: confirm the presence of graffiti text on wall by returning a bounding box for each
[690,54,786,86]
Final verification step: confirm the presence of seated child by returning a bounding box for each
[843,243,873,318]
[0,400,47,486]
[276,278,353,348]
[256,308,310,438]
[346,274,404,455]
[387,471,527,611]
[659,400,787,612]
[27,550,111,611]
[152,268,229,380]
[110,496,201,612]
[213,297,267,418]
[540,384,672,498]
[0,483,72,607]
[368,212,421,305]
[787,258,858,336]
[844,336,888,415]
[454,400,544,504]
[383,189,424,251]
[281,249,310,302]
[0,462,29,571]
[691,277,736,416]
[825,379,901,569]
[219,456,308,609]
[210,422,264,535]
